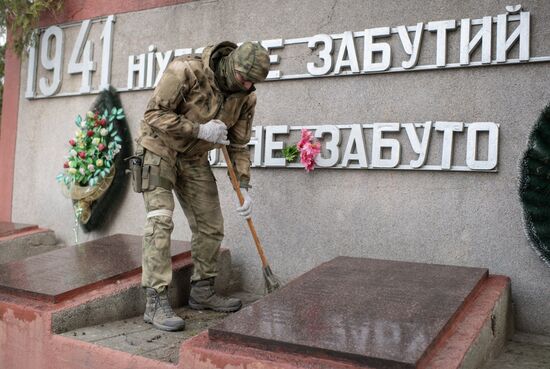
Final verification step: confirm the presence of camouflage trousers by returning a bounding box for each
[141,149,224,292]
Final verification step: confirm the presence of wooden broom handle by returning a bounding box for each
[222,146,269,268]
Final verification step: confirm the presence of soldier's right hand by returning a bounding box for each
[197,119,230,145]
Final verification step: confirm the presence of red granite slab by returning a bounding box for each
[209,256,488,369]
[0,234,191,302]
[0,222,38,237]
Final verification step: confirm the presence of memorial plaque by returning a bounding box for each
[210,257,488,369]
[0,234,191,302]
[0,222,38,238]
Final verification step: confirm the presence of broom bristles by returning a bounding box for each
[263,265,282,294]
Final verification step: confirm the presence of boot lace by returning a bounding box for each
[203,285,230,301]
[157,294,176,318]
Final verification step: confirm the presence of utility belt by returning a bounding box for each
[125,148,173,193]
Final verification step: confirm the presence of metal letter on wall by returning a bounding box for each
[460,16,492,65]
[154,50,174,86]
[497,10,530,62]
[25,40,38,98]
[99,15,116,90]
[403,122,432,168]
[67,19,96,93]
[127,54,146,89]
[208,148,220,165]
[264,125,289,166]
[363,27,391,72]
[397,23,424,69]
[435,121,464,170]
[261,39,284,79]
[146,45,157,88]
[466,122,499,170]
[341,124,368,168]
[307,34,333,76]
[334,31,360,74]
[427,20,456,67]
[39,26,64,97]
[314,125,342,167]
[371,123,401,168]
[250,126,264,167]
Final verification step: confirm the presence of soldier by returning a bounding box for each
[133,41,270,331]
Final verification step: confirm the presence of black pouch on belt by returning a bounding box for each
[125,154,144,193]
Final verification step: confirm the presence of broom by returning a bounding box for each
[221,146,282,293]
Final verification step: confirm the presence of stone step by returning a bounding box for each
[0,254,513,369]
[57,291,262,364]
[49,244,235,334]
[0,221,65,264]
[0,221,39,237]
[0,233,228,333]
[0,234,191,302]
[0,233,240,369]
[183,257,513,369]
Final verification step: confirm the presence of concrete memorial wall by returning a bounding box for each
[2,0,550,335]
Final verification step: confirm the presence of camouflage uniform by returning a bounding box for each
[137,41,268,292]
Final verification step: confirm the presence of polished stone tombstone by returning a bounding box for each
[0,234,191,302]
[0,222,38,237]
[209,256,488,369]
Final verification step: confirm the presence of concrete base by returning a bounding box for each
[482,332,550,369]
[420,276,512,369]
[58,292,262,364]
[0,228,64,264]
[52,248,232,334]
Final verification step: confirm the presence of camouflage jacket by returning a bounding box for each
[137,41,256,188]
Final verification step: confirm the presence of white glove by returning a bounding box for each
[236,189,252,219]
[197,119,229,145]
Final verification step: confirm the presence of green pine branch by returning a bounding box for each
[519,102,550,266]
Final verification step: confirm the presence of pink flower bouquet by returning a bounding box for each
[283,128,321,172]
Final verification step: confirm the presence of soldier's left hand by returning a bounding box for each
[236,189,252,219]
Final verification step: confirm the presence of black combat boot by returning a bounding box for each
[189,278,242,312]
[144,287,185,331]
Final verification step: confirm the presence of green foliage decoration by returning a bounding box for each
[56,107,124,188]
[0,0,63,57]
[57,87,132,233]
[282,144,299,162]
[519,103,550,266]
